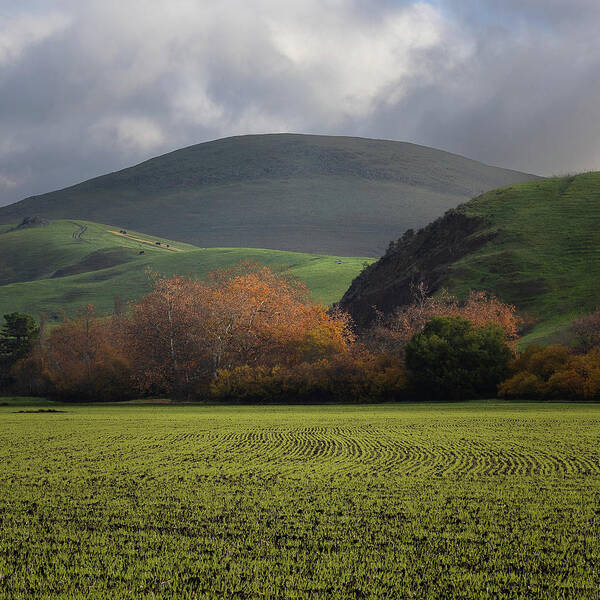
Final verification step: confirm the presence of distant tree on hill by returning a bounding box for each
[570,311,600,353]
[405,316,513,400]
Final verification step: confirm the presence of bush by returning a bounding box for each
[209,352,407,403]
[405,316,513,401]
[498,345,600,401]
[498,372,544,399]
[14,306,136,402]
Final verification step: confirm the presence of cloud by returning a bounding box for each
[0,12,71,66]
[1,1,599,206]
[0,174,18,189]
[91,117,166,154]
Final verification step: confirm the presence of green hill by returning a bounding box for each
[339,172,600,344]
[0,220,373,321]
[0,134,536,256]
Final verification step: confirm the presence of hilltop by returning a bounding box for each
[0,134,536,256]
[0,219,373,320]
[339,172,600,343]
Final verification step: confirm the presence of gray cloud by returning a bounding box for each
[1,0,599,206]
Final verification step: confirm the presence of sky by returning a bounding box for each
[1,0,599,206]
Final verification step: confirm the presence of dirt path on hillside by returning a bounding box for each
[108,230,183,251]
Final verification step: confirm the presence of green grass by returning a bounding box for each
[0,400,598,598]
[448,172,600,343]
[0,134,536,256]
[0,219,374,320]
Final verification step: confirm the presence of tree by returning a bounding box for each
[39,305,133,401]
[405,316,513,400]
[498,345,600,401]
[0,313,39,390]
[126,264,354,399]
[570,311,600,353]
[364,284,521,356]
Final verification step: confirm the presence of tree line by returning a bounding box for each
[2,262,599,402]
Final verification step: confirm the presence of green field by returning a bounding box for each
[0,134,536,256]
[0,220,373,319]
[1,400,598,598]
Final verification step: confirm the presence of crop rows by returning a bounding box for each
[0,402,599,598]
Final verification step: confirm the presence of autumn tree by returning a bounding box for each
[364,283,521,355]
[34,305,133,401]
[126,264,354,398]
[498,345,600,400]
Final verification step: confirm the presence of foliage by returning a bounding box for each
[405,316,514,400]
[15,305,134,402]
[570,310,600,353]
[0,402,599,598]
[126,265,354,399]
[0,312,39,367]
[499,344,600,400]
[0,312,39,390]
[210,351,407,403]
[365,284,521,355]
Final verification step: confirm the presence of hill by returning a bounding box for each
[0,219,373,320]
[0,134,537,256]
[339,172,600,344]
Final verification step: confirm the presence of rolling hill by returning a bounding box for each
[0,219,374,321]
[0,134,537,256]
[339,172,600,344]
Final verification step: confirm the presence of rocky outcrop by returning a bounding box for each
[12,215,50,230]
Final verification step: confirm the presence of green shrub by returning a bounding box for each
[405,316,513,400]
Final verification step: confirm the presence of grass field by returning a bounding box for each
[0,220,373,319]
[0,400,598,598]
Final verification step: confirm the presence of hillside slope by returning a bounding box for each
[0,134,536,256]
[0,220,373,320]
[339,173,600,343]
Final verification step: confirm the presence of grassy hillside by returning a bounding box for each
[0,220,373,320]
[340,172,600,344]
[0,134,536,256]
[454,173,600,342]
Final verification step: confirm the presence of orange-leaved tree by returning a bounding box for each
[31,305,133,401]
[126,263,354,398]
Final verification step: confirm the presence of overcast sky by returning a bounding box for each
[1,0,599,206]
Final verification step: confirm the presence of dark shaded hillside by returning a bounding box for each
[338,211,494,327]
[339,173,600,342]
[0,134,536,255]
